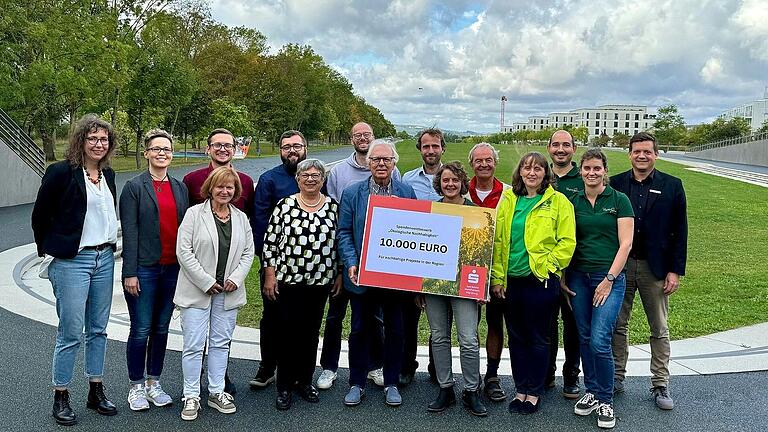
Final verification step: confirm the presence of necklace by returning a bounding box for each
[150,172,169,192]
[298,193,323,208]
[211,203,230,221]
[84,167,102,185]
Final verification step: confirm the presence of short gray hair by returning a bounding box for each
[468,142,499,164]
[366,139,399,164]
[295,158,328,180]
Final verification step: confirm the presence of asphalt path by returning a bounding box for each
[2,147,767,431]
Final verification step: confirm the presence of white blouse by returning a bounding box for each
[78,170,118,249]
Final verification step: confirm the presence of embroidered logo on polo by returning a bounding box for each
[602,207,617,215]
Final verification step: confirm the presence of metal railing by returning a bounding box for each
[687,131,768,154]
[0,108,45,177]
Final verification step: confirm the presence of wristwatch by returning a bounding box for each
[606,273,616,282]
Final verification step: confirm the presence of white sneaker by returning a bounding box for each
[145,381,173,407]
[128,384,150,411]
[316,369,338,390]
[367,368,385,387]
[181,396,201,421]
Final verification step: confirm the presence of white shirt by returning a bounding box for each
[475,188,492,202]
[79,170,118,249]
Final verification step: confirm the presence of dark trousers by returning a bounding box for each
[125,263,179,383]
[276,282,329,392]
[259,270,278,371]
[547,291,582,383]
[504,274,559,397]
[319,288,384,372]
[349,288,404,388]
[401,302,422,374]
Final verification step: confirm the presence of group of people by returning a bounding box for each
[32,115,687,430]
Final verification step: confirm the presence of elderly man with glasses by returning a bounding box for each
[338,139,417,408]
[316,122,402,391]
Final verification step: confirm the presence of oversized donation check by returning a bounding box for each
[358,195,496,301]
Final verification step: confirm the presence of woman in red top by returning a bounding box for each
[119,129,189,411]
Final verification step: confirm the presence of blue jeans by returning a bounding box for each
[124,263,179,384]
[567,270,626,404]
[48,249,115,387]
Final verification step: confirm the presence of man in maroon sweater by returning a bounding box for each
[182,128,255,395]
[183,128,255,212]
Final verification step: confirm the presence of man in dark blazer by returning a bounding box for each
[610,132,688,411]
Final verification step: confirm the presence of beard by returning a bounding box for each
[281,153,306,174]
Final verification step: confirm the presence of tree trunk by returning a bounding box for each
[135,128,143,169]
[39,126,56,162]
[111,88,120,126]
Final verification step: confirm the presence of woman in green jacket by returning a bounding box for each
[490,152,576,415]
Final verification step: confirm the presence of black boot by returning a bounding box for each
[86,381,117,416]
[52,389,77,426]
[427,387,456,412]
[462,389,488,417]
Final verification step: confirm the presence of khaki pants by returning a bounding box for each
[612,259,671,388]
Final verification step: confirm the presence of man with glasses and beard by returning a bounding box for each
[248,130,309,390]
[183,128,256,395]
[316,122,401,390]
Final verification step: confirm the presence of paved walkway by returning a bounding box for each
[4,242,767,377]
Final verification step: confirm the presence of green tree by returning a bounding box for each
[612,131,630,148]
[653,104,687,147]
[757,119,768,134]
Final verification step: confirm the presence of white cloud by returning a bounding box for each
[210,0,768,132]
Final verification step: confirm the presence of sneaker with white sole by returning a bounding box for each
[367,368,385,387]
[145,381,172,407]
[180,397,200,421]
[128,384,149,411]
[651,386,674,410]
[574,392,599,416]
[316,369,338,390]
[597,403,616,429]
[207,392,236,414]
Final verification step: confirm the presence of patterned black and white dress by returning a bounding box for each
[262,195,339,286]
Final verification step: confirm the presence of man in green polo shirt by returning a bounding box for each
[546,130,583,399]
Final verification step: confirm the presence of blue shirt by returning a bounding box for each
[251,164,299,256]
[402,165,441,201]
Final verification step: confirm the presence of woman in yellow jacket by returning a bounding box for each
[490,152,576,415]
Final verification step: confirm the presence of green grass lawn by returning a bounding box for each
[238,140,768,346]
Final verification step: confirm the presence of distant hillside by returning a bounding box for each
[395,124,481,137]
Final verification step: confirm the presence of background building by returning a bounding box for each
[718,98,768,132]
[502,104,657,141]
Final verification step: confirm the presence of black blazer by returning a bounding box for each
[119,171,189,279]
[31,161,117,259]
[610,169,688,279]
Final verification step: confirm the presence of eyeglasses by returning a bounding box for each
[147,147,173,154]
[280,143,305,151]
[86,137,109,146]
[369,157,395,165]
[210,142,235,150]
[299,173,322,181]
[352,132,373,140]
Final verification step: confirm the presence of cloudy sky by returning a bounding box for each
[210,0,768,132]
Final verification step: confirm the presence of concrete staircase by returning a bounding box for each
[0,108,45,206]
